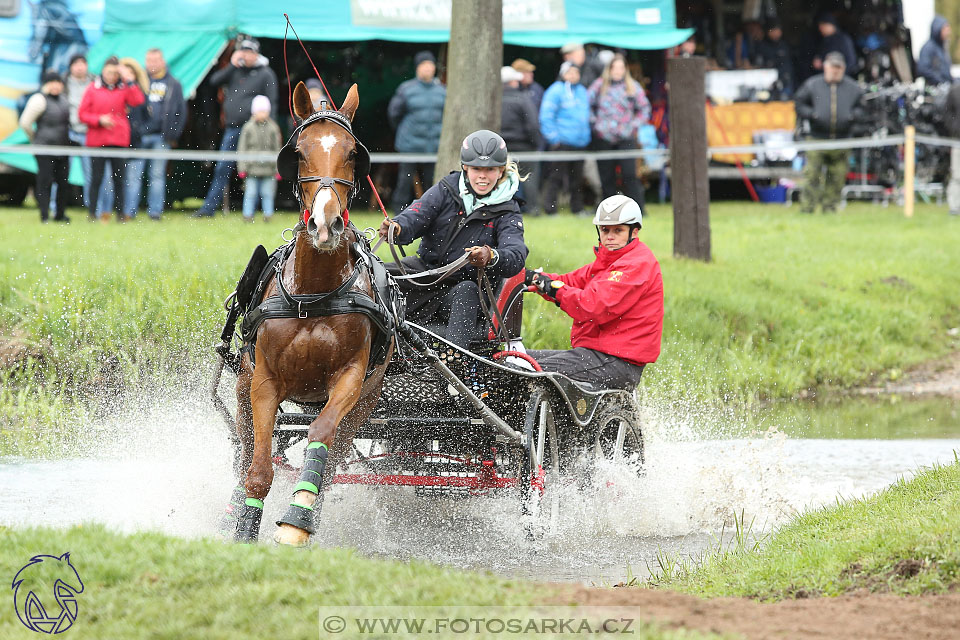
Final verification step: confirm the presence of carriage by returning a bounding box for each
[210,264,645,530]
[208,78,646,544]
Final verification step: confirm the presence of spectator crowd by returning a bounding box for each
[18,10,960,223]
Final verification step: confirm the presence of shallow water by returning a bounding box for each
[2,392,959,585]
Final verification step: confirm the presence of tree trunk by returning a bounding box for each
[668,57,711,262]
[434,0,503,178]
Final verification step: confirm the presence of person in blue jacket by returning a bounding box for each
[388,50,447,213]
[539,61,591,215]
[917,16,953,86]
[378,130,528,348]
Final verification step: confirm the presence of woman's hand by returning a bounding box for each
[378,218,401,239]
[99,114,115,128]
[465,245,493,267]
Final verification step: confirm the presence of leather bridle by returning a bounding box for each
[276,105,371,220]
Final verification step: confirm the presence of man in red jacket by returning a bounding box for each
[525,195,663,389]
[78,56,144,221]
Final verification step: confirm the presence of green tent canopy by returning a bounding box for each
[3,0,690,178]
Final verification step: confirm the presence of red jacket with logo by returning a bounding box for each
[78,78,144,148]
[545,239,663,365]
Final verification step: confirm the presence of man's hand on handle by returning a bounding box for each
[524,268,563,298]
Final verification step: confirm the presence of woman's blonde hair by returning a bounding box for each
[119,57,149,94]
[495,158,528,186]
[598,53,637,96]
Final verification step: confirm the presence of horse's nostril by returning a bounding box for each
[307,216,317,233]
[331,216,345,235]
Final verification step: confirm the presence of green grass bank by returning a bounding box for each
[2,202,960,452]
[649,456,960,599]
[0,524,715,640]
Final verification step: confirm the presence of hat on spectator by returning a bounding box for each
[560,42,584,55]
[414,50,436,67]
[41,70,63,85]
[765,17,782,30]
[559,61,580,77]
[818,13,837,26]
[305,78,323,91]
[251,94,271,114]
[823,51,846,67]
[511,58,536,73]
[238,37,260,52]
[500,66,524,83]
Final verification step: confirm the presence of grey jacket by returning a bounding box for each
[794,75,863,139]
[66,73,93,134]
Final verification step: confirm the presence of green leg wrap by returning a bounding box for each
[235,497,264,543]
[276,442,327,534]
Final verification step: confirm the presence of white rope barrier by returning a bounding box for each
[1,133,955,165]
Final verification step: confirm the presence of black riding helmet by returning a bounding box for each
[460,129,509,167]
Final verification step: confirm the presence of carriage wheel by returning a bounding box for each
[521,393,560,535]
[593,414,644,467]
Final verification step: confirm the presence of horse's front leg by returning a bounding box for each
[218,365,256,537]
[274,360,366,546]
[234,363,283,543]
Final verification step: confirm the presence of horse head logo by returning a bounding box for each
[12,552,84,634]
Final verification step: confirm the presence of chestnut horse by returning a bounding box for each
[231,82,392,546]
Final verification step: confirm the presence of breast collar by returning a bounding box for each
[276,107,372,213]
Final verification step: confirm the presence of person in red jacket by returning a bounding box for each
[524,195,663,389]
[78,56,145,222]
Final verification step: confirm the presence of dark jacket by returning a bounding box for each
[524,81,545,111]
[127,99,149,148]
[500,85,541,151]
[794,74,863,139]
[387,77,446,153]
[393,171,528,282]
[917,16,953,85]
[944,83,960,137]
[818,30,858,77]
[142,71,187,141]
[755,37,796,95]
[21,92,70,145]
[209,59,278,127]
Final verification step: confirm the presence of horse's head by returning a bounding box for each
[281,82,367,252]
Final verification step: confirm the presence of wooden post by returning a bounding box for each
[434,0,503,178]
[904,125,915,218]
[668,57,711,261]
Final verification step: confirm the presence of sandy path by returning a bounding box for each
[553,586,960,639]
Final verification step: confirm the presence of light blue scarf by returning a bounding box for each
[459,170,519,215]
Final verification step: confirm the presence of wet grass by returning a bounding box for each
[647,455,960,598]
[0,523,718,640]
[2,202,960,453]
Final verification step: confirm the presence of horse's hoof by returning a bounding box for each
[274,524,310,547]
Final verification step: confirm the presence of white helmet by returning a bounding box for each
[592,195,642,227]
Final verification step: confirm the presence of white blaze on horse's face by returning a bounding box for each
[319,134,337,153]
[308,188,336,249]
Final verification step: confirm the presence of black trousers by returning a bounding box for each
[391,162,435,214]
[527,347,645,390]
[594,138,645,207]
[88,151,125,219]
[35,154,70,221]
[541,144,585,214]
[386,256,484,349]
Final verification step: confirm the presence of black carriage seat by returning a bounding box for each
[415,269,526,349]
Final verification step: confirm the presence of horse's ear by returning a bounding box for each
[292,82,313,120]
[339,84,359,122]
